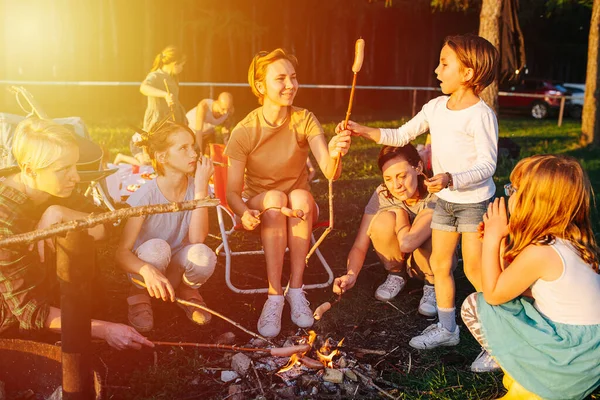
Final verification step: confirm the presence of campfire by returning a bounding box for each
[276,331,344,374]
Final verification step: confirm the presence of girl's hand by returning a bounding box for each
[104,323,154,350]
[139,265,175,302]
[328,130,352,158]
[334,120,369,137]
[165,93,175,107]
[194,155,214,197]
[29,205,64,262]
[423,173,448,193]
[241,209,261,231]
[333,273,357,295]
[483,198,509,241]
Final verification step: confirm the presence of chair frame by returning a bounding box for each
[210,144,334,294]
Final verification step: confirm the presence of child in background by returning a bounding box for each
[140,45,188,132]
[461,155,600,399]
[115,122,216,333]
[337,34,499,371]
[333,145,438,317]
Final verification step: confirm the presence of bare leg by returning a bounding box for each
[410,237,434,285]
[461,232,483,292]
[430,230,461,309]
[247,190,288,295]
[287,189,315,289]
[369,210,406,273]
[114,153,142,166]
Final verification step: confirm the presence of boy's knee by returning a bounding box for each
[136,239,171,272]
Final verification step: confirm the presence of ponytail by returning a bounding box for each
[150,45,186,73]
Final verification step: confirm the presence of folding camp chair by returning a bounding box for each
[209,144,333,294]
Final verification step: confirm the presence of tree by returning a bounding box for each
[582,0,600,146]
[478,0,502,111]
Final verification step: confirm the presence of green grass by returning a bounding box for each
[85,116,599,399]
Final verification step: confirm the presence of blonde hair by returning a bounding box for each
[248,49,298,105]
[150,45,186,73]
[444,34,499,95]
[12,118,78,172]
[505,154,599,272]
[135,121,195,176]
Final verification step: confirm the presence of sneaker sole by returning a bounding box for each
[471,365,502,373]
[418,307,437,317]
[374,293,397,302]
[408,337,460,350]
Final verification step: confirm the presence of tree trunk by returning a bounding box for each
[582,0,600,146]
[478,0,502,113]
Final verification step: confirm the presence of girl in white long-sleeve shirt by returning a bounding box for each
[337,34,500,371]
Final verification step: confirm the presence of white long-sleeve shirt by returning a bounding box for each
[378,96,498,204]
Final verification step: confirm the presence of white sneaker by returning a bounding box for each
[409,322,460,349]
[257,296,285,338]
[418,285,437,317]
[285,288,314,328]
[374,274,405,301]
[470,349,501,373]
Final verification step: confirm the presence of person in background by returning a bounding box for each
[187,92,235,153]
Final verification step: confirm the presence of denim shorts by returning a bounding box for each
[431,197,492,233]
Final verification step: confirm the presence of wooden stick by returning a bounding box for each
[306,39,364,264]
[131,278,274,345]
[353,368,397,400]
[163,78,176,121]
[0,198,219,248]
[256,206,305,220]
[152,341,310,357]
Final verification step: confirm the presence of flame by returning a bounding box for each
[277,330,317,373]
[316,337,345,368]
[278,353,300,373]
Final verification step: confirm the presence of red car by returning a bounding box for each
[499,79,571,119]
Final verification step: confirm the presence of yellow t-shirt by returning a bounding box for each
[224,106,324,199]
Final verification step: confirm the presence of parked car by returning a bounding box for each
[562,83,584,119]
[499,79,572,119]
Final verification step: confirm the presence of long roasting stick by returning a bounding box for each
[152,341,310,357]
[131,278,274,345]
[0,198,219,248]
[163,78,176,121]
[306,38,365,264]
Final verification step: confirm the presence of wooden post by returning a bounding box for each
[57,231,95,399]
[412,89,417,117]
[558,96,566,127]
